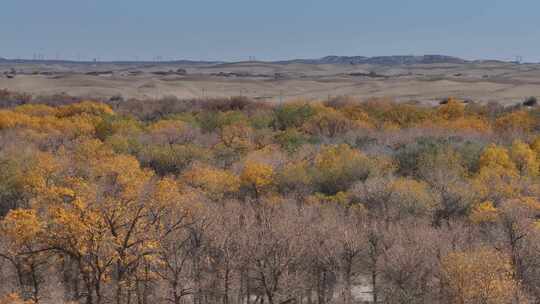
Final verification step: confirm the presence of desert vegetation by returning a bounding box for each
[1,92,540,304]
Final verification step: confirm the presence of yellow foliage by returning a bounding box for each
[28,144,184,284]
[277,160,313,191]
[531,136,540,156]
[13,104,58,116]
[473,165,520,203]
[182,163,240,199]
[313,144,398,195]
[479,144,517,172]
[0,293,33,304]
[438,98,465,120]
[56,101,114,117]
[220,122,253,152]
[311,191,350,206]
[469,201,499,224]
[438,116,491,133]
[314,144,368,175]
[47,200,106,256]
[0,209,43,246]
[513,196,540,211]
[73,138,115,162]
[340,105,372,123]
[152,177,183,206]
[22,151,62,197]
[510,140,540,176]
[92,154,153,202]
[442,248,517,304]
[474,145,524,202]
[148,119,188,144]
[241,161,274,194]
[303,106,371,137]
[381,121,401,131]
[0,110,34,129]
[389,178,437,215]
[495,110,534,133]
[379,103,432,127]
[0,108,99,138]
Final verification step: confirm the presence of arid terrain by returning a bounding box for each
[1,56,539,104]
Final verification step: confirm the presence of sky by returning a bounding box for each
[1,0,540,62]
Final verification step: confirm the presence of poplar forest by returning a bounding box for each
[2,92,540,304]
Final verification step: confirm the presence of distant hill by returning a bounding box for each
[169,60,224,65]
[0,55,518,66]
[276,55,468,65]
[0,58,222,65]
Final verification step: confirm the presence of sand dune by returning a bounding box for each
[1,61,539,104]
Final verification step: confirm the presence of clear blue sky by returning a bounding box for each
[1,0,539,62]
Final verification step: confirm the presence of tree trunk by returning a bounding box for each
[29,263,41,303]
[238,269,245,304]
[371,267,378,304]
[246,272,251,304]
[116,282,123,304]
[81,270,94,304]
[341,264,352,304]
[223,262,230,304]
[96,279,103,304]
[317,270,326,304]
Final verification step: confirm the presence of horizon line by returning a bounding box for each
[0,53,532,64]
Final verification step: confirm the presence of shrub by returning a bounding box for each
[495,110,534,134]
[302,107,359,138]
[272,102,316,130]
[394,137,449,176]
[313,144,373,195]
[274,128,309,152]
[138,144,211,175]
[383,103,432,127]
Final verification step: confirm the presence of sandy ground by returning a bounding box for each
[1,61,540,104]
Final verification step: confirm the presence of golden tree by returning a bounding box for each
[510,140,540,177]
[437,98,465,120]
[241,161,274,198]
[0,209,46,303]
[474,144,521,203]
[182,163,240,200]
[442,248,518,304]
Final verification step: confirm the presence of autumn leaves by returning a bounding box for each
[1,95,540,303]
